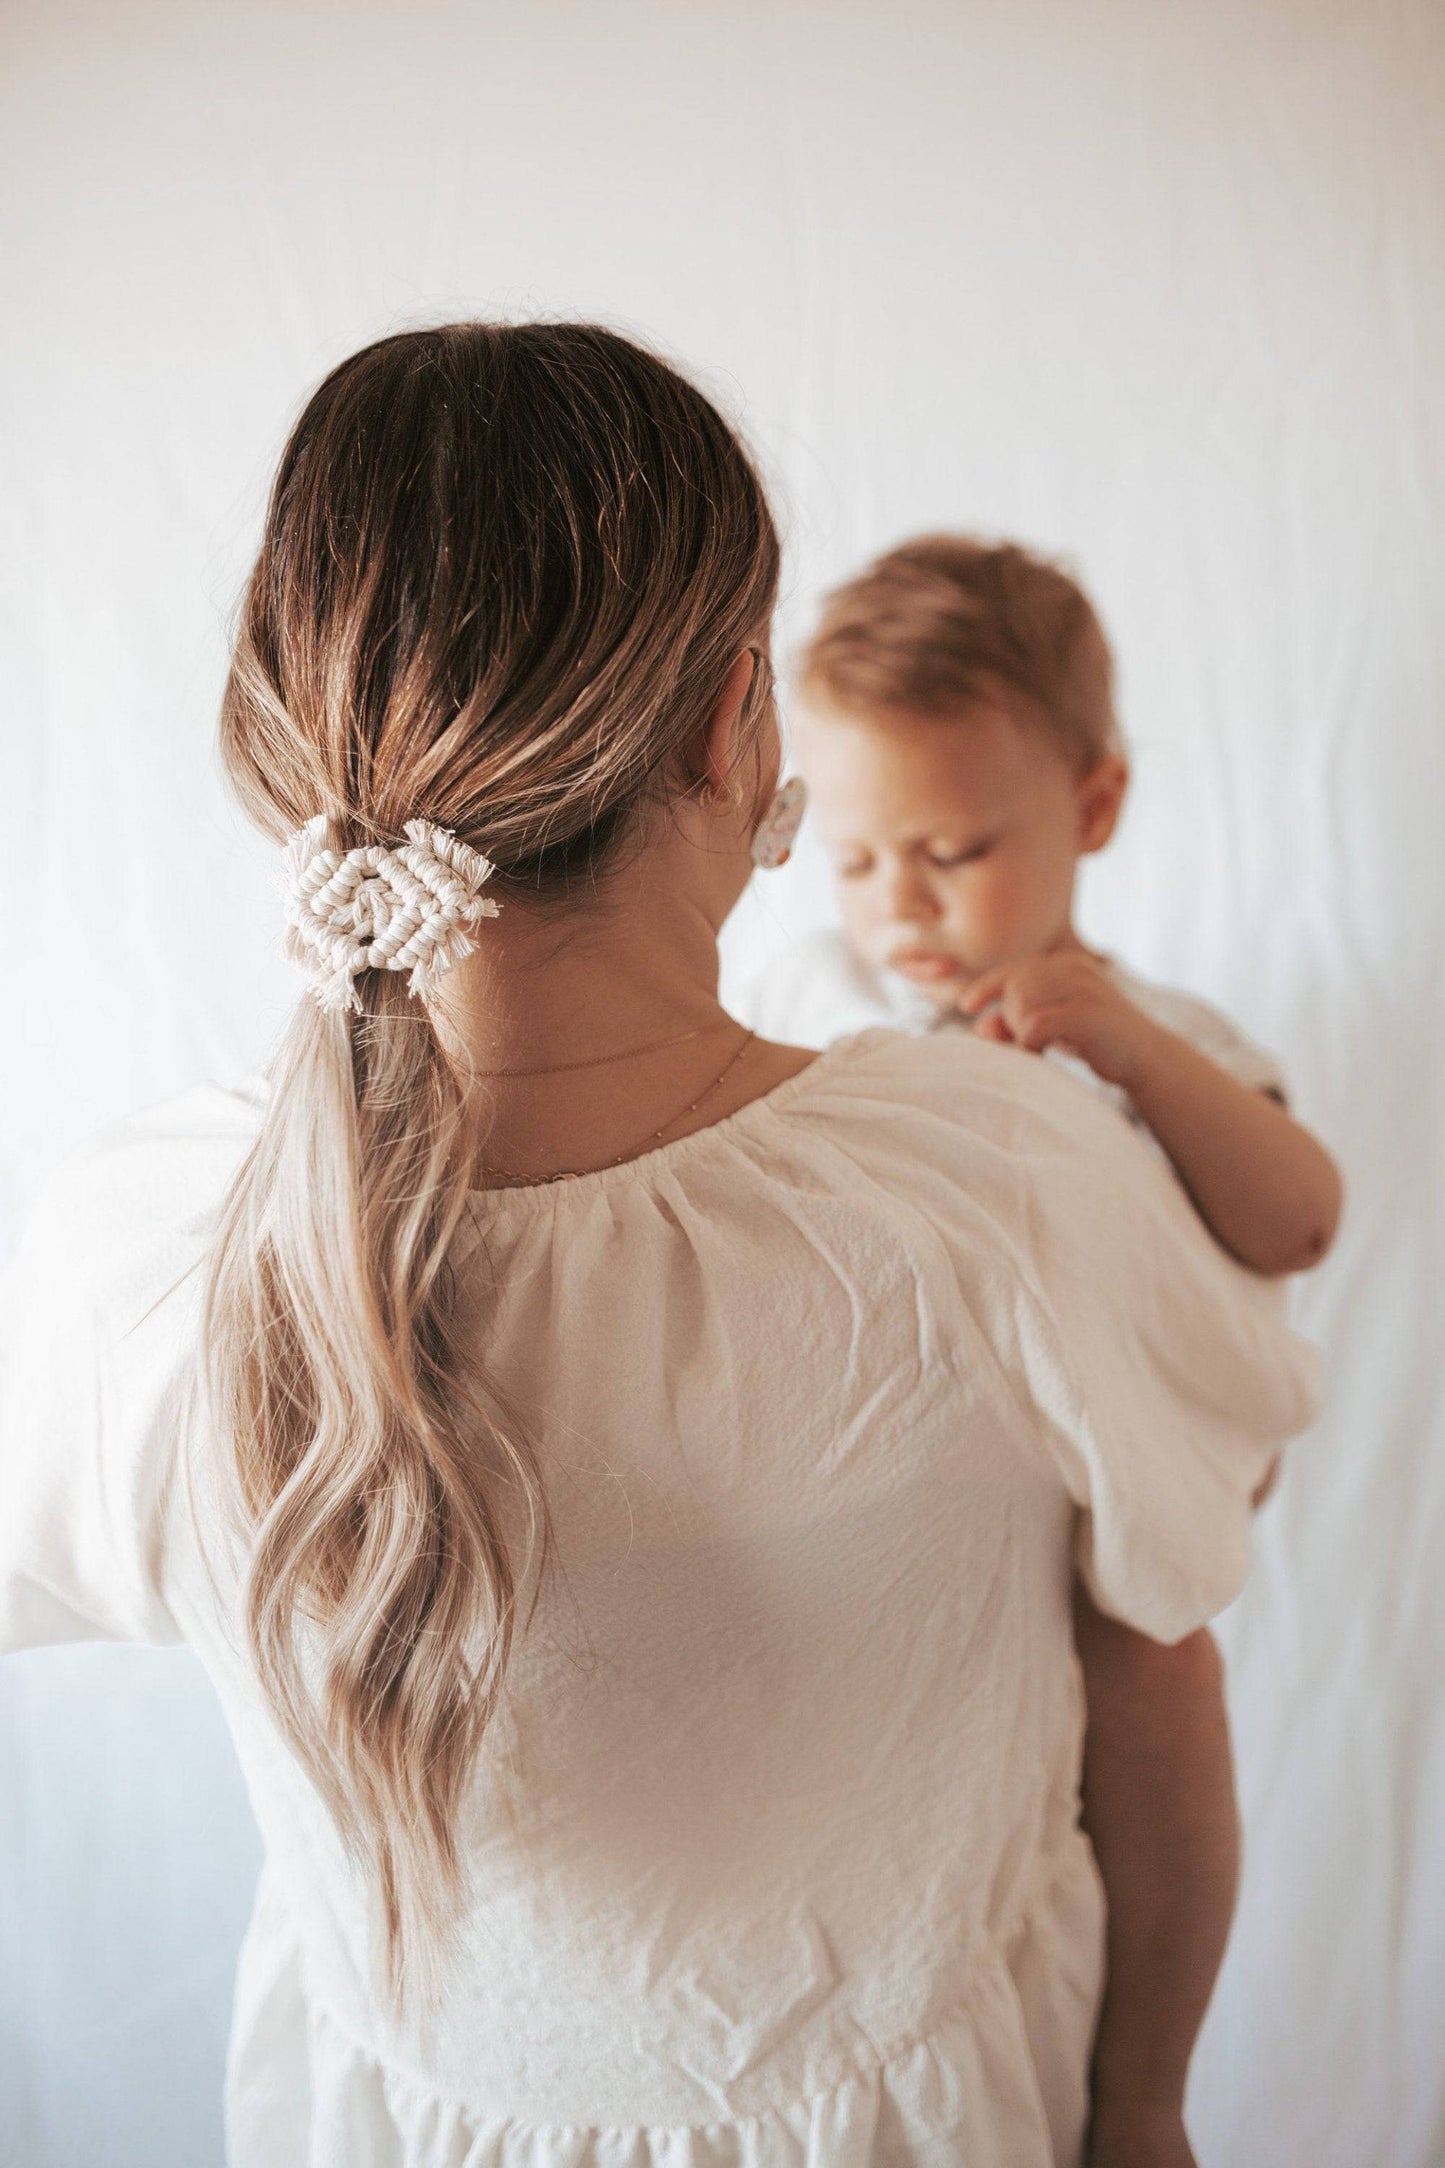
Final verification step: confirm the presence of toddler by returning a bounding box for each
[757,536,1342,2166]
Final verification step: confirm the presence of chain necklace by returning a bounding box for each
[468,1021,714,1081]
[472,1028,758,1188]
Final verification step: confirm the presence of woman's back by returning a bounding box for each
[3,1026,1314,2165]
[0,321,1319,2165]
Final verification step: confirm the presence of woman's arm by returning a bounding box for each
[1075,1589,1239,2168]
[961,955,1343,1275]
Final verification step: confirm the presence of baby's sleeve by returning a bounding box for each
[996,1067,1317,1641]
[0,1152,190,1651]
[1127,975,1289,1100]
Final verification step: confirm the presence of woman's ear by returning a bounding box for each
[1076,754,1129,854]
[693,649,760,801]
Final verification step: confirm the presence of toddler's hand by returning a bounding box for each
[958,953,1158,1090]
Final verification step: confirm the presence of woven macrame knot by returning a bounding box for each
[282,815,501,1013]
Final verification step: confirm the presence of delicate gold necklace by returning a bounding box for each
[473,1029,758,1188]
[468,1021,714,1081]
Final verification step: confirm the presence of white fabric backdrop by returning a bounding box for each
[2,2,1441,2161]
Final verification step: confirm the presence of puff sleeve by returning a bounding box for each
[837,1030,1320,1643]
[996,1059,1318,1639]
[0,1089,259,1651]
[0,1149,193,1648]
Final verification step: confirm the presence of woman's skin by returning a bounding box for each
[1076,1598,1240,2168]
[432,648,814,1179]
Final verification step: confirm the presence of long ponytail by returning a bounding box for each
[202,323,779,1999]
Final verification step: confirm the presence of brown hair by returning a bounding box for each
[799,534,1118,771]
[204,323,779,2001]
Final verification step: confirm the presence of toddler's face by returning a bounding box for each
[795,694,1122,1003]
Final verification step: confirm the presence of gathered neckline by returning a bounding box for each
[465,1031,888,1207]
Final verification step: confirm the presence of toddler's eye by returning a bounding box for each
[837,852,874,880]
[927,839,993,868]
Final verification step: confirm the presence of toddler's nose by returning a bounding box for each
[885,862,942,923]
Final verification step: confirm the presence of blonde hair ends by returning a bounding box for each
[203,324,780,2002]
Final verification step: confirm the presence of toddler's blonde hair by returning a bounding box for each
[799,534,1119,772]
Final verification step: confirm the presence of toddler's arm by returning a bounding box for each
[961,956,1342,1275]
[1075,1588,1239,2168]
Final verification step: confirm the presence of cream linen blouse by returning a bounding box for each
[0,1027,1317,2168]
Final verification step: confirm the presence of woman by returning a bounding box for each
[0,324,1314,2166]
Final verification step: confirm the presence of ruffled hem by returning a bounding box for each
[224,1843,1102,2168]
[231,1976,1050,2168]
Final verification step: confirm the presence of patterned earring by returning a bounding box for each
[750,776,807,869]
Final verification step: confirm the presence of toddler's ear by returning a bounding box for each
[1076,755,1129,854]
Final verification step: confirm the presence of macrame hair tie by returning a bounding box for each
[282,815,501,1013]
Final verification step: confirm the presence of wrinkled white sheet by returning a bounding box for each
[2,1,1441,2163]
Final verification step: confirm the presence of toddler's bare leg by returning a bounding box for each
[1074,1586,1240,2168]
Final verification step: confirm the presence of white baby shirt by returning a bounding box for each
[739,928,1286,1115]
[0,1031,1315,2168]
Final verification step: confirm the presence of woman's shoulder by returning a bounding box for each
[788,1026,1318,1638]
[785,1021,1155,1168]
[735,933,1143,1170]
[772,1022,1264,1303]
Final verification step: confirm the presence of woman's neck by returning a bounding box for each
[435,845,729,1074]
[429,827,811,1184]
